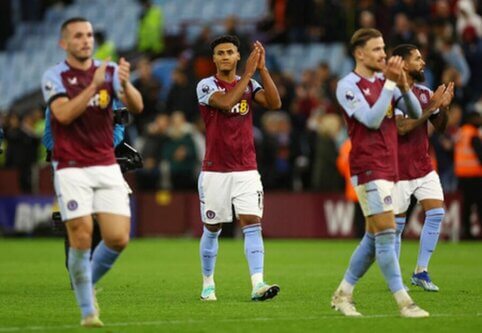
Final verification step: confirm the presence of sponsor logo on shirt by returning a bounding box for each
[87,89,111,109]
[230,99,249,115]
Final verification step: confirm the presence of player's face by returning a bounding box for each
[60,21,94,62]
[358,37,386,72]
[405,49,426,82]
[212,43,240,73]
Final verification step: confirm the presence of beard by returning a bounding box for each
[410,69,425,82]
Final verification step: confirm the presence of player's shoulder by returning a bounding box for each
[338,72,361,86]
[197,75,216,86]
[42,61,69,80]
[196,75,218,93]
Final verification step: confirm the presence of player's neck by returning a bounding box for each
[216,70,236,83]
[407,76,415,88]
[66,56,93,71]
[354,65,376,80]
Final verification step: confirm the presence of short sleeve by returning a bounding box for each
[196,78,219,106]
[41,67,67,105]
[250,78,263,95]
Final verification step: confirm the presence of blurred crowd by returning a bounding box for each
[0,0,481,198]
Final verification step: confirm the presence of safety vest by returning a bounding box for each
[454,124,482,177]
[336,139,358,202]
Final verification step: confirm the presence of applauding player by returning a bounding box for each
[196,36,282,301]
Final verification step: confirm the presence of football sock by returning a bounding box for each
[342,232,375,292]
[395,216,406,260]
[200,226,221,287]
[68,248,95,318]
[91,241,120,285]
[416,208,444,272]
[375,229,404,293]
[243,224,264,288]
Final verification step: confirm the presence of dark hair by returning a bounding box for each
[60,17,89,34]
[210,35,240,53]
[350,28,383,54]
[391,44,418,60]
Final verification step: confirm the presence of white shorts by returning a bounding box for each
[198,170,263,224]
[353,179,395,217]
[392,171,444,214]
[53,164,130,221]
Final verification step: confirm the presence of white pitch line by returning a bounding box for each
[0,313,481,332]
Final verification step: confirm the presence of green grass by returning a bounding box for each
[0,238,481,332]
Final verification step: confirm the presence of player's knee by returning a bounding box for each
[105,235,130,252]
[239,215,261,227]
[69,232,92,250]
[205,223,222,233]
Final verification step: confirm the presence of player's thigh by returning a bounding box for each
[96,213,130,250]
[392,180,412,215]
[65,215,94,250]
[354,179,395,218]
[414,171,444,210]
[232,171,263,219]
[54,167,94,221]
[90,165,131,217]
[366,211,396,233]
[198,172,233,224]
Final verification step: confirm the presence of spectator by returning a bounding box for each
[165,68,198,122]
[4,111,40,193]
[137,0,164,57]
[132,57,163,136]
[162,111,197,190]
[94,31,118,61]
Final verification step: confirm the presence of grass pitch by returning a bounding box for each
[0,238,481,332]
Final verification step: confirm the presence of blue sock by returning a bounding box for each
[68,248,95,318]
[417,208,445,269]
[91,241,120,285]
[395,216,406,260]
[200,226,221,277]
[344,232,375,285]
[375,229,404,293]
[243,224,264,276]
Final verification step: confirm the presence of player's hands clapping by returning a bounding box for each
[118,57,131,88]
[426,84,446,113]
[244,44,261,78]
[440,81,454,108]
[384,56,404,83]
[92,59,109,89]
[255,41,266,70]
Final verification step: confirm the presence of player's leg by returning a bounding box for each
[91,213,130,285]
[392,180,412,260]
[234,171,279,301]
[200,223,222,301]
[54,167,102,327]
[65,216,101,327]
[366,181,428,317]
[198,171,231,301]
[90,165,131,286]
[412,171,445,291]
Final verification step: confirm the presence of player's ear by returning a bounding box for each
[236,51,240,61]
[354,48,363,61]
[59,38,67,51]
